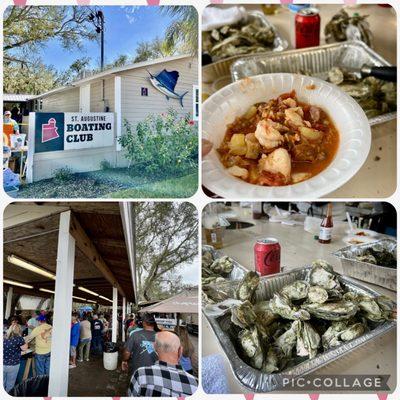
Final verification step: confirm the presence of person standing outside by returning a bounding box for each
[78,314,92,362]
[69,313,80,369]
[3,324,28,393]
[91,314,104,355]
[3,110,20,147]
[25,314,52,376]
[175,324,195,374]
[128,331,198,397]
[121,313,158,376]
[27,311,39,335]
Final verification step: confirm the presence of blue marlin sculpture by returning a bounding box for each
[147,69,188,107]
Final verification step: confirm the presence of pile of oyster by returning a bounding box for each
[355,248,397,269]
[202,248,234,285]
[213,260,395,373]
[327,67,396,118]
[324,9,373,47]
[203,18,276,61]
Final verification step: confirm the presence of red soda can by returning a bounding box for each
[254,238,281,276]
[295,8,320,49]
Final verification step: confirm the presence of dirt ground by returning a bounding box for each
[68,334,198,396]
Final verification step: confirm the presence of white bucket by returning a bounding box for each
[103,351,118,370]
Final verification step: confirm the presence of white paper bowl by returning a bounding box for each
[202,73,371,199]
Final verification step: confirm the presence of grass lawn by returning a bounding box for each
[15,167,197,199]
[109,173,198,198]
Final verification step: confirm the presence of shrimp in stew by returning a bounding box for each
[217,90,340,186]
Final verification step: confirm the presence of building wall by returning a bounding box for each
[32,56,198,178]
[90,77,115,112]
[40,88,80,112]
[32,146,129,181]
[120,56,198,127]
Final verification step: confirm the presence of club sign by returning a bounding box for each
[64,113,114,150]
[34,112,114,153]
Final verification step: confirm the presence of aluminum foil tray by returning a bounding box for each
[202,10,288,84]
[231,40,396,126]
[203,266,396,392]
[333,238,397,291]
[202,245,247,280]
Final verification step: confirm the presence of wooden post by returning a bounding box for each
[122,296,126,342]
[5,286,13,319]
[48,211,75,397]
[112,287,118,343]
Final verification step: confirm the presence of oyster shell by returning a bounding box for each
[275,320,300,357]
[239,327,264,369]
[296,321,321,359]
[310,260,341,290]
[302,301,359,321]
[231,300,257,329]
[281,280,310,301]
[262,347,281,374]
[235,271,260,303]
[270,293,310,321]
[210,256,234,275]
[322,321,348,350]
[307,286,329,304]
[340,322,365,342]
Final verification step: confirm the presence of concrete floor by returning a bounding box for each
[68,334,198,396]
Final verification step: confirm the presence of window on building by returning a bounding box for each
[192,85,199,121]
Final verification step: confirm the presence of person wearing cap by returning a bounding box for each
[128,331,198,397]
[25,314,52,376]
[3,110,19,146]
[121,313,159,376]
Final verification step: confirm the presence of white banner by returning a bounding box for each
[64,112,114,150]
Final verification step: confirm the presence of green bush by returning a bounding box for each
[53,166,73,183]
[118,108,198,176]
[100,159,112,170]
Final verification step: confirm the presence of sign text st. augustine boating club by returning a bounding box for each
[34,112,114,153]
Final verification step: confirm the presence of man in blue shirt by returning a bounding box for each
[70,313,80,369]
[91,314,104,355]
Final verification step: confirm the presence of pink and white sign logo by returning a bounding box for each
[41,118,60,143]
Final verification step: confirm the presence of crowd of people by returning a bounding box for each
[3,309,198,397]
[122,313,197,397]
[2,310,112,393]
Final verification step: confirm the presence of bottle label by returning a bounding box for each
[319,227,332,241]
[211,232,217,243]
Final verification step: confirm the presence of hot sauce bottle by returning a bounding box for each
[319,203,333,244]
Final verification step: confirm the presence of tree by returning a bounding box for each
[4,6,97,61]
[109,54,129,68]
[160,6,198,56]
[3,60,60,95]
[3,6,97,94]
[133,37,176,63]
[135,202,198,301]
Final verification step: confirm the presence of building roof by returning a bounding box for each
[4,202,137,306]
[32,54,194,100]
[140,289,198,314]
[3,93,37,102]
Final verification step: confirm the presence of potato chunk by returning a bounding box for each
[299,127,322,141]
[228,133,247,156]
[227,165,249,180]
[245,133,260,159]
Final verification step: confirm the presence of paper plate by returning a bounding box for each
[202,73,371,199]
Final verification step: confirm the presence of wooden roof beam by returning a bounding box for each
[69,213,126,297]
